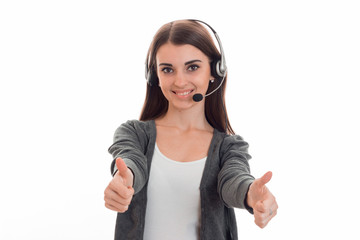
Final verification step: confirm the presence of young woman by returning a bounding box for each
[104,19,278,240]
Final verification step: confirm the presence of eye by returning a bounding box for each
[187,64,199,72]
[161,67,174,74]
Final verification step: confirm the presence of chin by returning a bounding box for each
[168,101,197,112]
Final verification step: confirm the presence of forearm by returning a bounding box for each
[108,121,149,194]
[219,175,254,210]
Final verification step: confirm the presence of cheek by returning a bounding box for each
[157,78,172,97]
[158,77,167,88]
[199,66,212,80]
[195,71,212,87]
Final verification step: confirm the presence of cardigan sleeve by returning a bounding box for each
[217,134,255,212]
[108,120,149,194]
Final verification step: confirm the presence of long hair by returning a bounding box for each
[140,20,235,135]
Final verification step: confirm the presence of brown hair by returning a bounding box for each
[140,20,234,135]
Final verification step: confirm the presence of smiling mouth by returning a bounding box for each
[173,90,194,96]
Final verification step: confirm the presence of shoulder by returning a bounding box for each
[221,133,248,149]
[113,119,155,141]
[213,130,248,149]
[216,131,251,161]
[118,119,154,129]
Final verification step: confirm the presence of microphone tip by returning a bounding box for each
[193,93,203,102]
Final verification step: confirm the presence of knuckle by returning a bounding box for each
[254,219,262,228]
[122,191,130,199]
[254,216,268,229]
[125,198,132,206]
[118,205,129,213]
[108,181,116,190]
[124,189,134,199]
[110,179,120,188]
[256,220,266,229]
[104,203,112,210]
[104,188,110,196]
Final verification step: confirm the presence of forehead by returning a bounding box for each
[156,43,209,64]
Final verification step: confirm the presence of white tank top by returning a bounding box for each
[143,144,207,240]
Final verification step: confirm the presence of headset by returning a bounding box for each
[145,19,227,102]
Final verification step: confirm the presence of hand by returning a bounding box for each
[104,157,134,213]
[246,171,278,228]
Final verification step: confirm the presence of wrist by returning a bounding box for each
[245,182,254,214]
[127,167,135,187]
[112,165,118,177]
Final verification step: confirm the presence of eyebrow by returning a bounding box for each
[185,59,202,65]
[158,59,202,67]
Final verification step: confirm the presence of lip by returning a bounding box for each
[172,89,194,98]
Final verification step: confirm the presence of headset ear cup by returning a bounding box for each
[211,60,222,79]
[145,57,158,86]
[216,60,225,78]
[145,61,153,86]
[146,71,152,86]
[145,64,151,85]
[147,69,158,86]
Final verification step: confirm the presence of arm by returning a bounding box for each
[217,134,278,228]
[108,120,149,194]
[217,134,255,211]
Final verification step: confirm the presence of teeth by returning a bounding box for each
[177,91,191,96]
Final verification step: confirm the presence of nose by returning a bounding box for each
[174,71,187,87]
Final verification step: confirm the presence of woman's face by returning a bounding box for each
[155,42,213,111]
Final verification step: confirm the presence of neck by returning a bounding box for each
[157,104,212,132]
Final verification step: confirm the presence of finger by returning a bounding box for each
[263,204,278,225]
[269,200,279,217]
[116,157,129,179]
[259,171,272,186]
[105,201,129,213]
[105,195,132,211]
[109,178,134,199]
[253,194,278,228]
[254,201,266,213]
[264,207,277,224]
[254,198,277,216]
[104,187,133,206]
[254,210,269,229]
[254,207,277,229]
[262,195,276,210]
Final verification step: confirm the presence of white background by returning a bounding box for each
[1,0,359,239]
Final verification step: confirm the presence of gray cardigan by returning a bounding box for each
[108,120,255,240]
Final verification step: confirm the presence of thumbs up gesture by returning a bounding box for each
[104,158,134,213]
[246,171,278,228]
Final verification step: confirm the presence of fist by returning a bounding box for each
[104,158,134,213]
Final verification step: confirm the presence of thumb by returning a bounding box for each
[116,157,129,178]
[259,171,273,186]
